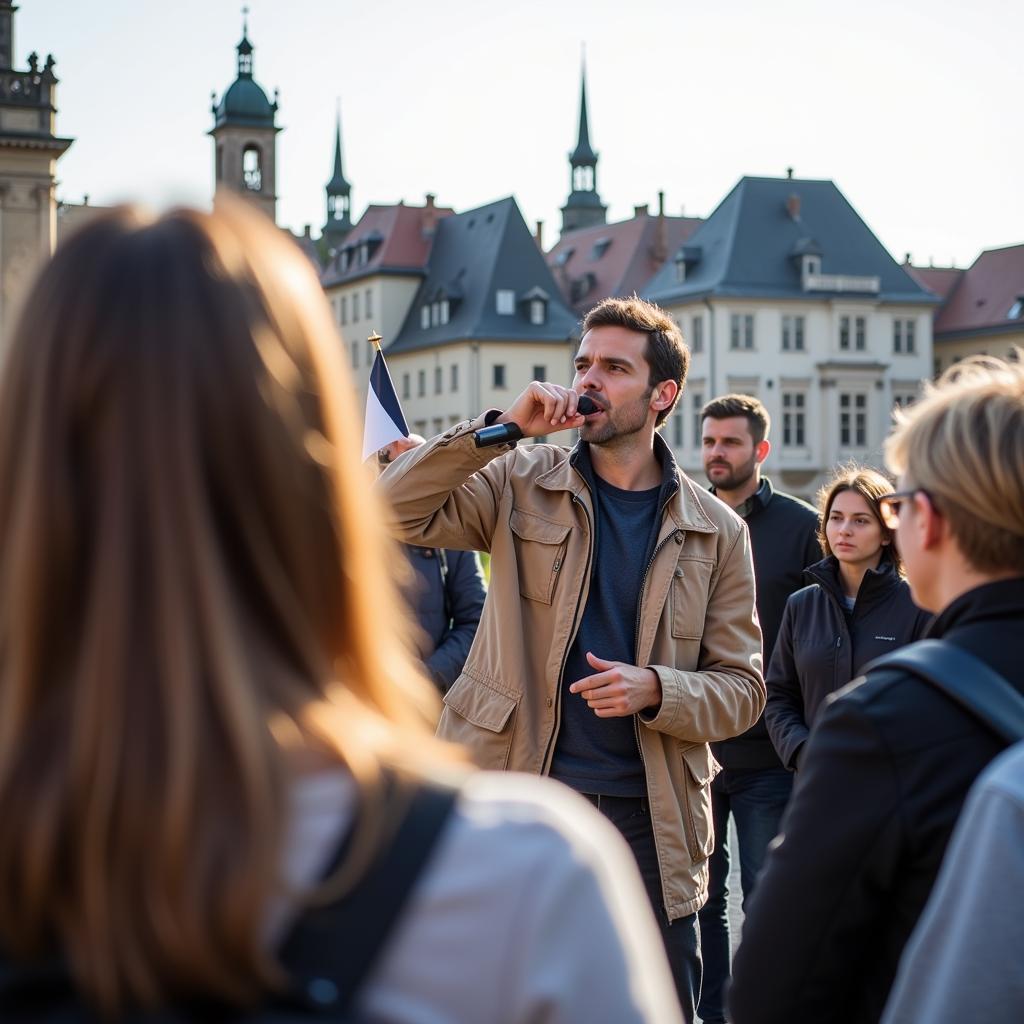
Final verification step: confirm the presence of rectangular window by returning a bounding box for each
[672,410,683,447]
[782,392,806,446]
[402,373,410,400]
[855,316,866,351]
[341,295,348,325]
[691,315,704,353]
[417,370,425,398]
[782,315,805,351]
[496,289,515,315]
[430,302,440,327]
[530,300,546,325]
[493,364,507,389]
[893,392,916,409]
[420,305,430,330]
[350,342,358,369]
[450,364,459,391]
[730,313,754,350]
[434,366,442,394]
[691,391,704,448]
[893,318,916,354]
[839,315,850,350]
[839,392,867,447]
[352,292,360,322]
[440,299,450,325]
[365,289,373,320]
[533,364,547,382]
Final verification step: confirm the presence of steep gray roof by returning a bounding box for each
[388,197,578,354]
[644,176,938,306]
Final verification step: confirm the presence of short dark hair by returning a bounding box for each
[701,394,771,445]
[581,296,689,427]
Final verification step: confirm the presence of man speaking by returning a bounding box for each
[379,297,764,1022]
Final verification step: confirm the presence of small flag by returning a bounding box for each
[362,335,410,461]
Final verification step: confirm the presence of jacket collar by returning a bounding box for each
[928,577,1024,638]
[536,433,717,534]
[804,550,901,609]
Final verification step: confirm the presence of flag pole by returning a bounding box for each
[368,329,382,351]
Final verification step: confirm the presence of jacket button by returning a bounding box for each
[674,567,685,578]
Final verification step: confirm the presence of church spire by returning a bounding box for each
[560,53,606,237]
[323,101,353,252]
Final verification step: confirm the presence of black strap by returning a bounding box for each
[272,779,458,1018]
[865,639,1024,744]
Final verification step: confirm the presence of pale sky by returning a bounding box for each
[25,0,1023,268]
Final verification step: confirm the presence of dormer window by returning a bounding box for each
[1008,296,1024,320]
[496,289,515,315]
[420,306,430,330]
[802,254,821,278]
[530,300,546,326]
[339,248,350,272]
[358,242,370,266]
[554,247,575,267]
[431,302,440,327]
[675,256,687,284]
[590,238,612,260]
[440,299,450,325]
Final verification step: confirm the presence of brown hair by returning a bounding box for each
[816,465,902,573]
[0,198,455,1013]
[700,394,771,445]
[581,296,689,426]
[885,354,1024,574]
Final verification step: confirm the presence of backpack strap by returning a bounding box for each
[865,639,1024,745]
[272,779,458,1018]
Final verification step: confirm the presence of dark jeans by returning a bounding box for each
[585,793,700,1023]
[696,766,793,1024]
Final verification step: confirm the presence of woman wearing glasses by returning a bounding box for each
[763,467,931,771]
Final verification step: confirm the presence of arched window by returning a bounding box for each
[573,166,594,192]
[243,145,262,192]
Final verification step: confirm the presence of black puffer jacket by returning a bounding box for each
[764,553,931,769]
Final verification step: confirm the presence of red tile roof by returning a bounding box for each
[321,200,454,286]
[547,212,703,315]
[932,243,1024,336]
[905,264,963,302]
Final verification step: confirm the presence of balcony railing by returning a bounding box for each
[803,273,880,294]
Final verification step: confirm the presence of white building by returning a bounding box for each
[644,176,937,498]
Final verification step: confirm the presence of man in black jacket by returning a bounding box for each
[730,357,1024,1024]
[697,395,820,1024]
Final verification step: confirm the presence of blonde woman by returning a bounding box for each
[763,467,931,771]
[0,201,680,1023]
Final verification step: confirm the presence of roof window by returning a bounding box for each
[590,238,612,260]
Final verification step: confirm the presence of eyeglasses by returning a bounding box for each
[878,488,931,530]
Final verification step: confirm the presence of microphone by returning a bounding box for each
[474,394,600,448]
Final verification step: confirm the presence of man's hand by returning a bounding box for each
[569,652,663,718]
[496,381,587,439]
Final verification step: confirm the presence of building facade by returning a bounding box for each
[0,0,71,354]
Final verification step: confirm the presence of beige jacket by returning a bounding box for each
[380,415,765,919]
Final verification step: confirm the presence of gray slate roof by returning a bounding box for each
[388,197,579,354]
[644,176,937,306]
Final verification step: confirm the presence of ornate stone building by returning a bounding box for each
[0,0,72,352]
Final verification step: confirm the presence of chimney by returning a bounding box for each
[651,190,668,264]
[786,193,801,220]
[786,166,794,180]
[422,192,438,239]
[535,219,544,250]
[904,252,912,265]
[633,204,649,218]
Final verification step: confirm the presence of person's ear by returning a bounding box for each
[754,439,771,465]
[920,492,945,550]
[651,379,679,413]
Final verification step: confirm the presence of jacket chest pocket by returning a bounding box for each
[671,557,715,639]
[509,508,572,605]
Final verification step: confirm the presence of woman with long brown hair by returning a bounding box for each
[0,200,679,1022]
[763,466,931,772]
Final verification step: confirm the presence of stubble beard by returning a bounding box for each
[705,454,757,492]
[580,395,651,448]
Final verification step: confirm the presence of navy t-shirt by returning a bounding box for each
[549,474,662,796]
